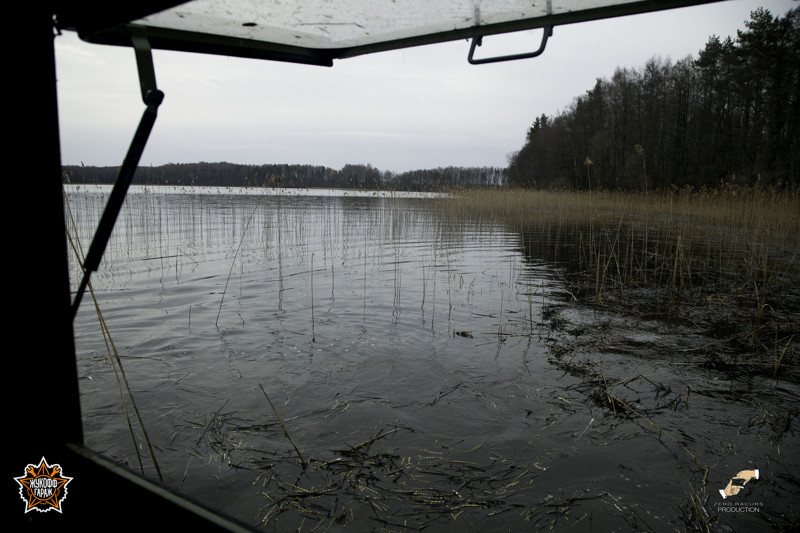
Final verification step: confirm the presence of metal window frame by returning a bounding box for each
[15,0,726,529]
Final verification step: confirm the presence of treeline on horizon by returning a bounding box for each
[62,162,507,192]
[508,7,799,191]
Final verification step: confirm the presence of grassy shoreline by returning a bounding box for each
[437,185,799,233]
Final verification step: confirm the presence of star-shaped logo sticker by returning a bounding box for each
[14,457,73,513]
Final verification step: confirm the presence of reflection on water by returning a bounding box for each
[66,185,798,531]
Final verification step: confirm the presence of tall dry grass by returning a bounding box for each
[436,185,798,237]
[436,185,799,316]
[435,185,799,376]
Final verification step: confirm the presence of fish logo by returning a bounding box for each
[719,469,759,499]
[13,457,73,513]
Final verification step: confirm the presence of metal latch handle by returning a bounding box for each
[468,26,553,65]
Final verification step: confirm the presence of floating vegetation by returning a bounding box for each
[183,406,667,532]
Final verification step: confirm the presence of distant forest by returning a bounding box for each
[64,8,798,193]
[62,162,506,192]
[509,7,800,190]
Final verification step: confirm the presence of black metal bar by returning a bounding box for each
[130,26,159,100]
[468,26,553,65]
[71,28,165,319]
[71,89,163,319]
[22,5,84,444]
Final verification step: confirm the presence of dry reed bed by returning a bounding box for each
[435,186,799,236]
[435,186,800,379]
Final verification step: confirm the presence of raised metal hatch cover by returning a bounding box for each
[57,0,726,66]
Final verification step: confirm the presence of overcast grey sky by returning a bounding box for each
[55,0,798,173]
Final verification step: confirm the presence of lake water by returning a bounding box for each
[66,185,798,532]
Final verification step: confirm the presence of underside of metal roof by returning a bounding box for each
[56,0,727,66]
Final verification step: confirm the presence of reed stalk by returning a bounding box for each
[446,249,452,313]
[421,259,427,310]
[528,282,534,335]
[277,198,284,311]
[432,252,437,330]
[311,252,316,342]
[498,288,504,336]
[216,202,258,329]
[258,383,307,469]
[363,232,367,322]
[329,215,335,299]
